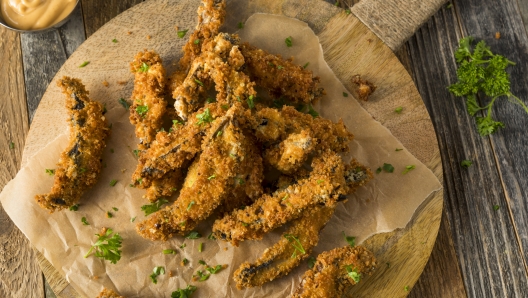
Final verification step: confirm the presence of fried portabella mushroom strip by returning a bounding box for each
[129,50,167,150]
[96,288,125,298]
[173,33,256,119]
[167,0,226,98]
[143,169,184,202]
[35,77,109,212]
[264,129,316,174]
[213,153,372,246]
[239,42,324,103]
[212,151,344,245]
[132,103,226,186]
[233,205,335,289]
[136,104,263,241]
[292,246,377,298]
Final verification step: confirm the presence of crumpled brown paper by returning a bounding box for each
[0,13,441,298]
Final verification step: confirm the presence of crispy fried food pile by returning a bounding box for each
[128,0,377,293]
[96,288,124,298]
[35,77,109,212]
[292,246,378,297]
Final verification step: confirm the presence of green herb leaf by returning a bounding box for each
[84,228,122,264]
[185,231,202,239]
[194,39,200,45]
[307,256,316,269]
[182,258,189,265]
[153,266,165,275]
[112,38,118,43]
[171,285,197,298]
[112,207,118,212]
[376,167,382,174]
[207,232,216,240]
[307,104,319,118]
[139,62,149,72]
[285,36,293,47]
[118,98,130,109]
[196,108,213,125]
[345,9,351,15]
[402,165,416,174]
[141,198,169,216]
[69,204,79,211]
[106,211,113,218]
[180,243,187,249]
[194,270,210,281]
[136,104,149,117]
[81,217,90,225]
[194,79,204,86]
[130,216,136,222]
[461,160,473,168]
[187,201,195,211]
[133,149,141,158]
[342,231,355,247]
[9,142,14,149]
[284,234,305,258]
[45,169,55,176]
[79,61,90,68]
[303,62,310,69]
[345,265,361,284]
[198,242,203,252]
[395,148,403,151]
[493,205,500,211]
[343,92,349,97]
[150,272,158,284]
[238,22,244,29]
[394,107,403,114]
[206,264,223,274]
[110,179,118,186]
[208,174,216,180]
[247,95,255,109]
[405,285,410,291]
[177,29,189,38]
[163,249,177,254]
[382,163,394,173]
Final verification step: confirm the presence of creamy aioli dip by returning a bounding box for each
[1,0,76,30]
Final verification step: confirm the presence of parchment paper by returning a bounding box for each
[0,14,441,297]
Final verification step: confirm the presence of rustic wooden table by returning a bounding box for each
[1,0,528,297]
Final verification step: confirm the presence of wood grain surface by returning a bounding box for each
[18,0,442,297]
[0,26,44,298]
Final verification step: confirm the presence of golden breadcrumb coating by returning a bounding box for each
[233,205,335,289]
[351,74,377,101]
[292,246,377,297]
[136,103,263,241]
[264,129,316,174]
[35,77,109,212]
[129,50,167,150]
[143,169,184,202]
[96,288,124,298]
[239,42,324,103]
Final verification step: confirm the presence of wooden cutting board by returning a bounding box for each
[23,0,446,296]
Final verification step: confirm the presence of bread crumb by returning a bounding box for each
[92,275,99,280]
[223,247,228,251]
[169,270,174,277]
[147,35,151,40]
[174,25,179,30]
[100,227,107,235]
[117,80,127,85]
[351,74,376,101]
[102,80,109,87]
[127,31,132,35]
[495,31,501,39]
[121,169,127,173]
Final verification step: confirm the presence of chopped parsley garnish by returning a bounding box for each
[461,160,473,168]
[112,38,118,43]
[177,29,189,38]
[109,179,118,186]
[379,163,394,173]
[221,104,229,110]
[182,258,189,265]
[284,234,305,258]
[493,205,500,211]
[185,231,202,239]
[118,98,130,109]
[163,249,177,254]
[9,142,14,149]
[247,95,255,109]
[303,62,310,69]
[69,204,79,211]
[112,207,118,212]
[448,37,528,136]
[173,119,183,126]
[394,107,403,114]
[208,174,216,180]
[81,217,90,225]
[238,22,244,29]
[346,266,361,283]
[285,36,293,47]
[307,256,316,269]
[307,104,319,118]
[139,62,149,72]
[141,198,169,216]
[199,260,207,265]
[342,231,355,247]
[150,266,165,284]
[130,216,136,222]
[106,211,113,218]
[317,180,324,184]
[237,178,245,185]
[45,169,55,176]
[133,149,141,158]
[171,285,197,298]
[206,264,224,274]
[343,92,349,97]
[194,79,204,86]
[402,165,416,174]
[395,148,403,151]
[277,65,284,70]
[84,228,122,264]
[180,243,187,249]
[193,270,210,281]
[345,9,351,15]
[405,285,410,291]
[79,167,86,173]
[206,97,216,103]
[196,108,213,125]
[208,232,216,240]
[136,104,149,117]
[194,39,200,44]
[187,201,195,211]
[198,242,203,252]
[79,61,90,68]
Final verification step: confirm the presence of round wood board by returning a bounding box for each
[23,0,443,297]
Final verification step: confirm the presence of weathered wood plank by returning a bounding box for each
[80,0,145,38]
[0,26,44,298]
[518,0,528,34]
[406,2,528,296]
[21,4,86,123]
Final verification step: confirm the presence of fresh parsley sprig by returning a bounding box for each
[448,36,528,136]
[84,228,122,264]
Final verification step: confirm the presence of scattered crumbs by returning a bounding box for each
[92,276,99,280]
[495,31,501,39]
[367,38,373,44]
[121,169,127,173]
[146,35,152,40]
[127,31,132,35]
[169,270,174,277]
[223,247,228,251]
[174,25,179,30]
[117,80,127,85]
[352,74,376,101]
[102,80,109,87]
[100,227,108,235]
[386,262,390,268]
